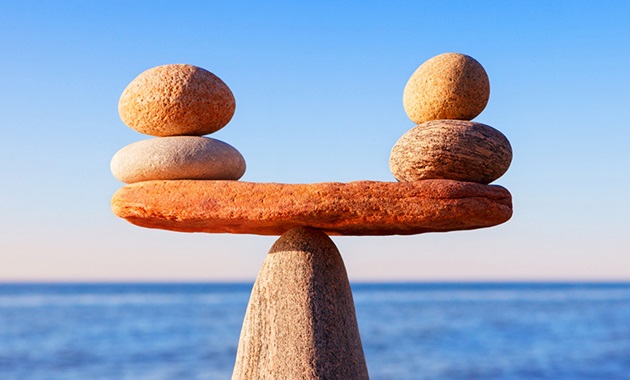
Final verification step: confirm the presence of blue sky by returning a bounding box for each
[1,1,629,281]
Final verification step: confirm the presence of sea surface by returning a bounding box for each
[1,283,629,380]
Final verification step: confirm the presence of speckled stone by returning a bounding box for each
[390,120,512,184]
[110,136,245,184]
[111,179,512,235]
[232,227,369,380]
[118,64,235,136]
[403,53,490,124]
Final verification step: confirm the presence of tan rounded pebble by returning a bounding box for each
[110,136,245,183]
[232,227,369,379]
[403,53,490,123]
[390,120,512,184]
[118,64,235,136]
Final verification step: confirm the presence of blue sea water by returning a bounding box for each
[1,283,629,380]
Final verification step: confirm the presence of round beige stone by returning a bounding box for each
[111,136,246,184]
[390,120,512,184]
[118,64,235,136]
[403,53,490,124]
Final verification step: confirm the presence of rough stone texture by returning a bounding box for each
[110,136,246,184]
[118,64,235,136]
[390,120,512,184]
[403,53,490,124]
[232,227,369,380]
[111,179,512,235]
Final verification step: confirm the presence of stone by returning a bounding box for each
[118,64,235,136]
[232,227,369,380]
[403,52,490,124]
[110,136,246,184]
[390,120,512,184]
[111,179,512,235]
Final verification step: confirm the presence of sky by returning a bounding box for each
[1,0,629,282]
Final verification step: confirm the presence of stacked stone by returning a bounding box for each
[390,53,512,185]
[111,64,246,184]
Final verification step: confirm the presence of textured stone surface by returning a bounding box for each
[232,227,369,380]
[390,120,512,184]
[118,64,235,136]
[403,53,490,124]
[110,136,246,184]
[111,179,512,235]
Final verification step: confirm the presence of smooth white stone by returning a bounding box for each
[111,136,246,184]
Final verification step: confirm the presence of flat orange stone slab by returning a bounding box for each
[111,179,512,236]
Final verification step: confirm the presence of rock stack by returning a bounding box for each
[390,53,512,184]
[109,55,516,380]
[111,64,246,184]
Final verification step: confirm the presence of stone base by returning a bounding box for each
[232,227,369,380]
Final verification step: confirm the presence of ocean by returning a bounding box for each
[1,283,629,380]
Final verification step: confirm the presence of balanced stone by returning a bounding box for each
[118,64,235,136]
[110,136,246,184]
[403,53,490,124]
[390,120,512,184]
[232,227,369,380]
[111,179,512,235]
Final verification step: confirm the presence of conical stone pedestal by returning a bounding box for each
[232,227,369,380]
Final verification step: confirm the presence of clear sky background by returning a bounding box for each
[1,1,628,282]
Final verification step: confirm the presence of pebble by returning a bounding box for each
[118,64,235,136]
[390,120,512,184]
[403,53,490,124]
[110,136,246,183]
